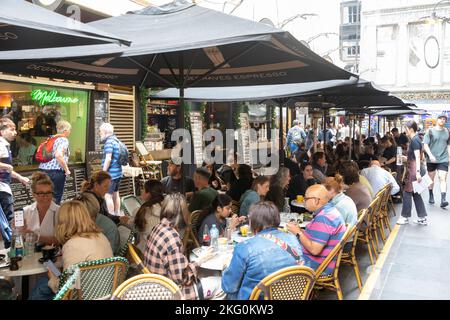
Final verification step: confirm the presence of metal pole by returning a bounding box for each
[322,109,327,155]
[178,54,186,195]
[279,103,284,165]
[368,114,371,138]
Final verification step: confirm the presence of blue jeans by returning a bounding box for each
[41,170,66,205]
[0,192,13,248]
[28,276,54,300]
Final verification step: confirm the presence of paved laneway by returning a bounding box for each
[317,177,450,300]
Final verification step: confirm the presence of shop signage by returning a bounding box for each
[31,89,79,105]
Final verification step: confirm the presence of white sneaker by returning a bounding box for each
[414,218,428,226]
[397,217,409,225]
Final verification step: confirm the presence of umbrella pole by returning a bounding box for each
[368,114,371,138]
[178,56,186,196]
[322,110,326,155]
[279,103,284,165]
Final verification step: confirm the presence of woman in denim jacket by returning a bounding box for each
[221,201,303,300]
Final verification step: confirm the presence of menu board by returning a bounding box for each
[11,167,87,210]
[239,113,252,166]
[92,92,109,152]
[86,151,104,178]
[190,111,204,167]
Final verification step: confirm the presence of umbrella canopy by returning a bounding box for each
[372,109,428,116]
[0,0,131,52]
[0,0,354,87]
[150,78,359,101]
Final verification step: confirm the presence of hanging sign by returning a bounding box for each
[31,89,79,105]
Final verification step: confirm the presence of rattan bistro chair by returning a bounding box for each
[117,224,137,257]
[111,274,184,300]
[127,243,151,274]
[182,210,208,254]
[54,267,81,300]
[249,266,316,300]
[341,209,368,291]
[314,225,356,300]
[58,257,128,300]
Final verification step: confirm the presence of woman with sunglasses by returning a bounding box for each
[22,172,59,246]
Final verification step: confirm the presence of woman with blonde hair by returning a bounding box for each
[76,192,120,255]
[143,193,223,300]
[38,120,72,204]
[22,172,59,246]
[323,174,358,228]
[29,200,113,300]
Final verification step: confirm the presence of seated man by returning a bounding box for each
[360,160,400,196]
[358,145,378,168]
[188,167,218,213]
[311,151,327,182]
[161,159,195,196]
[287,185,346,275]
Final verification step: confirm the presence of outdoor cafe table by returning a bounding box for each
[0,248,59,299]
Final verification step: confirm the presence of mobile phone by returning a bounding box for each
[43,260,61,277]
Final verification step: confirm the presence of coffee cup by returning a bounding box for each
[42,245,57,262]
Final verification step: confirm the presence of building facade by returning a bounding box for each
[359,0,450,127]
[340,0,362,73]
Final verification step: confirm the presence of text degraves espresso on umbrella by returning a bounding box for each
[175,304,274,318]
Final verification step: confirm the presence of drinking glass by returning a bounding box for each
[24,233,37,257]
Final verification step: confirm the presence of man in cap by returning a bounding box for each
[423,113,450,208]
[161,159,195,197]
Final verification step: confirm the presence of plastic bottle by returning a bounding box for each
[15,233,24,258]
[396,147,402,166]
[202,224,210,247]
[283,197,291,214]
[210,224,219,251]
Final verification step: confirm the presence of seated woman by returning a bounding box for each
[197,194,243,244]
[338,161,373,211]
[80,171,128,225]
[132,179,165,252]
[76,193,119,255]
[227,164,254,202]
[29,200,113,300]
[203,162,222,191]
[239,176,270,216]
[143,193,224,300]
[323,174,358,228]
[221,201,304,300]
[22,172,59,246]
[265,167,291,212]
[287,163,319,211]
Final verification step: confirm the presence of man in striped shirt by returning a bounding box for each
[287,184,346,275]
[100,123,123,216]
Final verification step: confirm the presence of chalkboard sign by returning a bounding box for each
[86,151,104,178]
[91,91,109,152]
[11,166,87,210]
[190,111,204,167]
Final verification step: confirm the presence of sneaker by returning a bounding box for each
[397,217,409,225]
[414,218,428,226]
[441,201,449,208]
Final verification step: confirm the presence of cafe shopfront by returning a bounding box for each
[0,76,137,209]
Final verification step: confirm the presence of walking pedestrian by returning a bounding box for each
[397,121,428,225]
[99,123,124,216]
[285,120,306,155]
[38,120,71,205]
[0,117,30,248]
[423,113,450,208]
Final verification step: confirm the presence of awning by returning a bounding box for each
[0,0,130,53]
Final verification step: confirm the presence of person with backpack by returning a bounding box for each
[37,120,71,205]
[99,123,128,216]
[423,113,450,208]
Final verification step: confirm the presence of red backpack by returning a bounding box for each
[35,134,64,163]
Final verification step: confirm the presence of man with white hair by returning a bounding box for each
[39,120,71,205]
[361,160,400,196]
[99,123,124,216]
[285,119,305,155]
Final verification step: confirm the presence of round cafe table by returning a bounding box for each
[0,249,59,300]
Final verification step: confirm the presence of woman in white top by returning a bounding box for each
[133,179,164,252]
[22,172,59,245]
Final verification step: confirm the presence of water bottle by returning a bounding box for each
[15,233,24,258]
[283,197,291,214]
[210,224,219,252]
[396,147,402,166]
[202,225,210,247]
